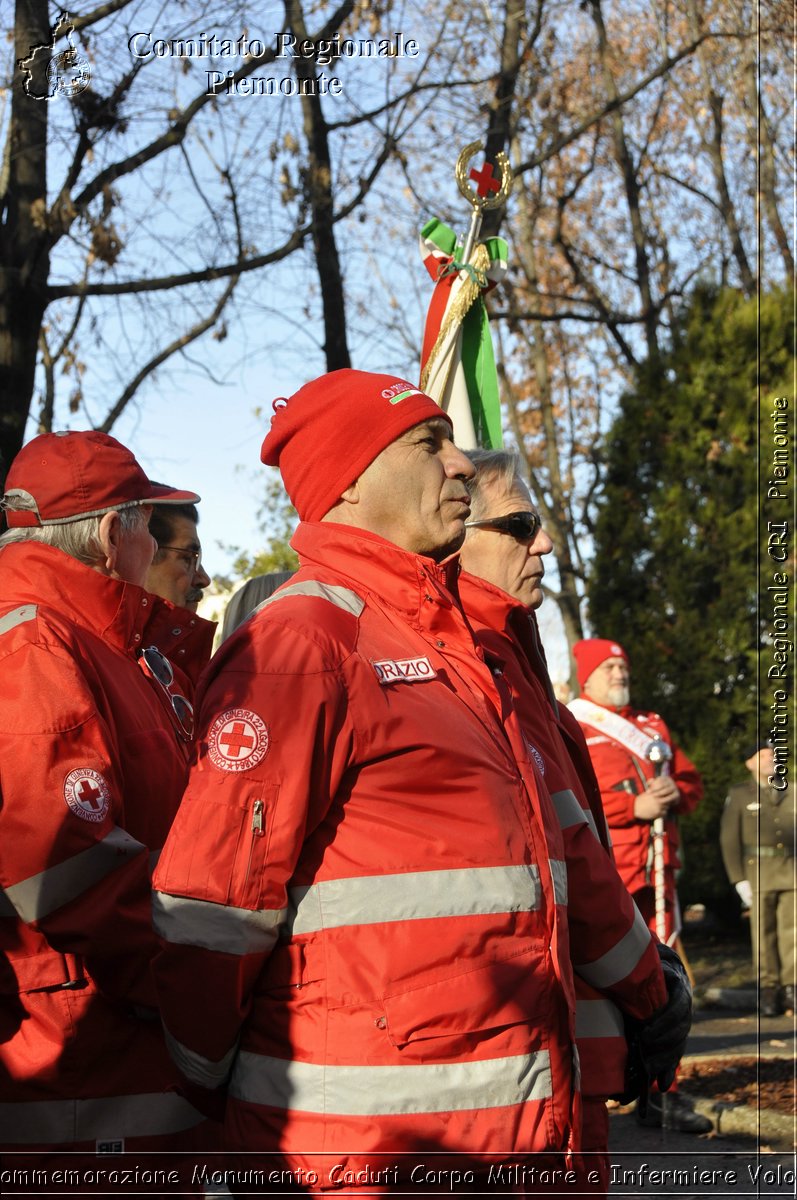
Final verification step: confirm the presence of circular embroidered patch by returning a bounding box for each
[527,741,546,776]
[64,767,110,823]
[208,708,269,772]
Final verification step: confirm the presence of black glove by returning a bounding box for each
[637,943,692,1092]
[614,943,692,1104]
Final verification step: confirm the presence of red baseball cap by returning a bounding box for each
[2,431,200,528]
[572,638,629,690]
[261,369,451,522]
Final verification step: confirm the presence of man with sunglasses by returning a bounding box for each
[458,449,696,1184]
[0,431,216,1170]
[147,492,212,614]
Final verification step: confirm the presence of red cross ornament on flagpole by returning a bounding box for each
[469,160,502,199]
[455,141,513,267]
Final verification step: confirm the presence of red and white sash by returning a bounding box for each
[568,698,663,765]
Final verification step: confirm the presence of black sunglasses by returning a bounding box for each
[138,646,194,741]
[464,510,542,543]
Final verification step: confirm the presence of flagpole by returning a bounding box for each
[418,141,513,449]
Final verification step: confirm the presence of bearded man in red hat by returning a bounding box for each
[569,637,708,1133]
[0,431,215,1169]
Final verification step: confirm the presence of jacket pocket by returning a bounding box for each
[382,944,549,1051]
[155,777,278,911]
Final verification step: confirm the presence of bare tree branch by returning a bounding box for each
[47,0,357,246]
[514,32,716,176]
[69,0,136,33]
[96,272,239,432]
[48,131,395,299]
[97,161,247,431]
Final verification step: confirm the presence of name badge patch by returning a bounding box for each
[373,656,437,685]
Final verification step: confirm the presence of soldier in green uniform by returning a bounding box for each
[720,744,796,1016]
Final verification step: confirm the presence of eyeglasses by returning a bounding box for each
[464,510,542,543]
[137,645,194,741]
[158,545,202,573]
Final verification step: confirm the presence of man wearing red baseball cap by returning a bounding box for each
[154,369,590,1188]
[569,636,707,1133]
[0,431,215,1169]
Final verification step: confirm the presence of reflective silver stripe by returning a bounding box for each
[551,789,586,830]
[0,1091,203,1144]
[575,997,625,1040]
[0,604,37,635]
[287,864,540,935]
[5,827,146,923]
[574,906,652,989]
[549,859,568,906]
[230,1049,552,1115]
[152,891,286,956]
[583,809,600,841]
[164,1026,238,1089]
[254,580,364,618]
[551,789,600,844]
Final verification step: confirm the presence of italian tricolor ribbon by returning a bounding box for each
[419,217,507,449]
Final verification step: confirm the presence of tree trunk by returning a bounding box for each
[588,0,659,362]
[505,164,587,654]
[480,0,533,241]
[1,0,52,481]
[744,57,794,282]
[285,0,351,372]
[686,0,756,295]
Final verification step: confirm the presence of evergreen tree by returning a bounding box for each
[587,285,794,915]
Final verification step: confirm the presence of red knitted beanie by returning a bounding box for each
[260,369,451,522]
[572,638,629,690]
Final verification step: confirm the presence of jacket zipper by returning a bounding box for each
[242,799,265,891]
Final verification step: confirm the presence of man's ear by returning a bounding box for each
[98,511,121,573]
[321,482,359,524]
[339,481,359,504]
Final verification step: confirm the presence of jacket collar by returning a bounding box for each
[458,570,522,632]
[292,522,462,620]
[0,541,213,662]
[458,571,557,707]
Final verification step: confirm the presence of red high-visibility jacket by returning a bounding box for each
[568,697,703,924]
[0,541,214,1152]
[154,523,593,1185]
[458,574,666,1100]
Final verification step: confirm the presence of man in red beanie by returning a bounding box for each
[0,431,215,1172]
[569,636,708,1133]
[153,369,611,1190]
[458,450,693,1192]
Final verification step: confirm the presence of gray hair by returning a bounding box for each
[0,505,148,568]
[464,448,523,521]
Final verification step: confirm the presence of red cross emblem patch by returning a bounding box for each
[208,708,269,773]
[64,768,110,823]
